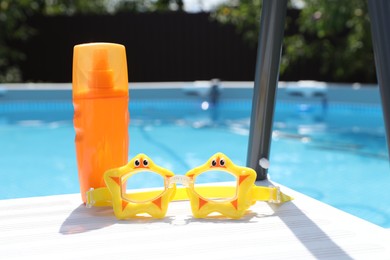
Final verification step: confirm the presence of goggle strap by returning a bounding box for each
[86,187,112,207]
[251,186,294,204]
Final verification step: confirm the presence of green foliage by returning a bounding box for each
[0,0,108,82]
[213,0,375,82]
[153,0,183,11]
[112,0,155,13]
[43,0,107,15]
[0,0,187,82]
[114,0,184,13]
[212,0,262,46]
[0,0,376,83]
[290,0,374,82]
[0,0,40,82]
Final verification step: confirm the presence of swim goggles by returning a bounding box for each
[86,152,293,219]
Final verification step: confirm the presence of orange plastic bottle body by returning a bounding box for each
[74,92,129,203]
[72,43,129,203]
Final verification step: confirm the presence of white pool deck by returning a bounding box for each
[1,180,389,260]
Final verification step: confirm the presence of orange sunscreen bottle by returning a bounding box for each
[72,43,129,203]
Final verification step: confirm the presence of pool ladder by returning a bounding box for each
[183,79,221,107]
[248,0,390,180]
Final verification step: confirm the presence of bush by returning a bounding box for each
[213,0,376,83]
[0,0,107,82]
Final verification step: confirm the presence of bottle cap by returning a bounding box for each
[72,43,128,98]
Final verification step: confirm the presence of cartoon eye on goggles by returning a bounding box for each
[86,152,293,219]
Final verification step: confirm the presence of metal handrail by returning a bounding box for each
[247,0,288,180]
[247,0,390,181]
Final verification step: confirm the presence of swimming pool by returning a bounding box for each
[0,82,389,228]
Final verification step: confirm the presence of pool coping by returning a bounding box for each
[0,81,382,105]
[1,180,389,259]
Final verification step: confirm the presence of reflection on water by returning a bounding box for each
[0,100,389,227]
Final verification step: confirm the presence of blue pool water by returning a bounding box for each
[0,95,389,228]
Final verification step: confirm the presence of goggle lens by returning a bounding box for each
[122,171,166,202]
[193,170,237,201]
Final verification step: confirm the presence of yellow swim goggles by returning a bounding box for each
[86,152,293,219]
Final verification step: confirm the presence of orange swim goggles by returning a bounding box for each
[86,153,293,219]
